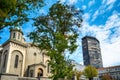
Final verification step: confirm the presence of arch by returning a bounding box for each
[37,68,43,78]
[12,50,23,56]
[3,50,8,54]
[9,50,23,76]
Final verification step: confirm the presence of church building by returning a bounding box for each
[0,26,51,78]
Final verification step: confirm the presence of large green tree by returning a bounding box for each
[83,65,98,80]
[29,1,82,80]
[0,0,44,30]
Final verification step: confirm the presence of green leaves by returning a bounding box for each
[0,0,16,26]
[29,1,83,80]
[83,65,98,80]
[74,70,82,80]
[0,0,16,17]
[0,0,44,30]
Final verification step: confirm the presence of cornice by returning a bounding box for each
[2,39,27,48]
[29,62,46,68]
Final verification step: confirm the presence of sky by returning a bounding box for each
[0,0,120,67]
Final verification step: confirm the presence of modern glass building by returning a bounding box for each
[82,36,103,68]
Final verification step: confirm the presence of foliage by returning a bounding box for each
[74,70,82,80]
[29,1,82,80]
[83,65,98,80]
[102,74,114,80]
[0,0,44,30]
[0,0,16,19]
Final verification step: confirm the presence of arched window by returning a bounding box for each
[37,68,43,78]
[3,50,8,68]
[13,32,16,38]
[3,54,7,68]
[30,70,34,77]
[42,53,44,63]
[47,63,50,73]
[14,55,19,68]
[18,33,20,39]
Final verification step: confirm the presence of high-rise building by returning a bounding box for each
[82,36,103,68]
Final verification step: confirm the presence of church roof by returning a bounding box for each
[2,39,27,48]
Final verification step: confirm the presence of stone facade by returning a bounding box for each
[0,27,51,78]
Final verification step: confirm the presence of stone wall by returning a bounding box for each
[0,73,18,80]
[18,77,36,80]
[0,74,51,80]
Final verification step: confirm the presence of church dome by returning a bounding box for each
[10,26,21,31]
[14,26,21,30]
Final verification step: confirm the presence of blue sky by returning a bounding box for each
[0,0,120,67]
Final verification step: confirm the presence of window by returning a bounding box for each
[13,33,16,38]
[18,33,20,39]
[3,54,7,68]
[47,63,50,73]
[42,53,44,63]
[14,55,19,68]
[30,70,34,77]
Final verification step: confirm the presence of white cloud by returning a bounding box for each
[91,0,116,21]
[83,13,90,21]
[68,0,77,5]
[78,12,120,67]
[92,10,99,21]
[39,9,47,15]
[82,5,87,10]
[102,0,106,4]
[88,0,95,7]
[59,0,78,5]
[59,0,66,3]
[106,0,116,5]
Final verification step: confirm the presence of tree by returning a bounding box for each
[0,0,44,30]
[74,70,82,80]
[83,65,98,80]
[29,1,82,80]
[0,0,44,39]
[102,74,114,80]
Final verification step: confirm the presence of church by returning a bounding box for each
[0,26,51,78]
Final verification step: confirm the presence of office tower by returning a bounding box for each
[82,36,103,68]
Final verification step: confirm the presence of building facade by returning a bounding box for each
[0,27,51,78]
[98,65,120,80]
[82,36,103,68]
[72,62,86,80]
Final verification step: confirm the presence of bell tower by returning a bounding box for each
[0,26,27,76]
[10,26,25,42]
